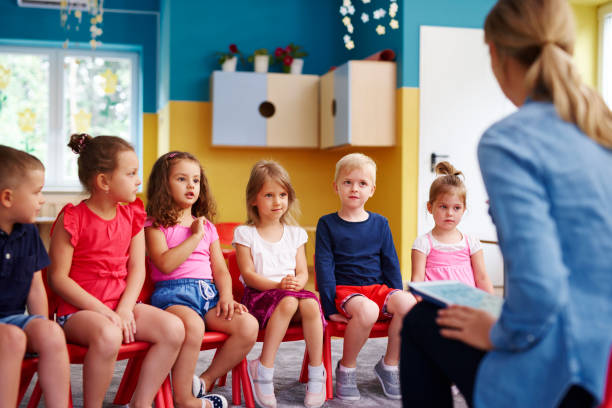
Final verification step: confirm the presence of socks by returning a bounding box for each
[338,362,356,373]
[307,364,325,393]
[381,359,399,372]
[257,360,275,395]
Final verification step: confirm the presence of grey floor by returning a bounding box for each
[20,337,468,407]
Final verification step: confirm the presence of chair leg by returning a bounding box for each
[239,359,255,408]
[164,375,174,408]
[299,348,309,383]
[231,364,242,406]
[114,356,145,405]
[217,373,227,387]
[25,381,42,408]
[323,330,333,400]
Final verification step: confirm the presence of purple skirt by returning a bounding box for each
[242,286,327,330]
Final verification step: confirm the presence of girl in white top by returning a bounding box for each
[233,160,326,408]
[412,162,494,293]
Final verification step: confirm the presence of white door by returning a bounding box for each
[418,26,516,286]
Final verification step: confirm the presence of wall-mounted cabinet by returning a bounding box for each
[211,71,319,148]
[320,61,396,148]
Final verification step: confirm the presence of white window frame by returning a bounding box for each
[0,45,141,192]
[598,3,612,108]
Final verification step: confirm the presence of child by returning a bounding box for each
[411,161,494,293]
[0,145,69,408]
[233,160,327,408]
[315,153,416,401]
[145,151,258,408]
[48,134,184,408]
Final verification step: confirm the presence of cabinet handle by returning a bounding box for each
[259,101,275,118]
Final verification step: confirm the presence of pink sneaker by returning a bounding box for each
[247,359,277,408]
[304,368,326,408]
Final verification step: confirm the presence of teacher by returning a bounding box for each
[400,0,612,407]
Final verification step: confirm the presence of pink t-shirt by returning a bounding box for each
[144,218,219,282]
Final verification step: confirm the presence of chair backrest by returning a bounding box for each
[603,350,612,408]
[227,252,245,302]
[215,222,241,247]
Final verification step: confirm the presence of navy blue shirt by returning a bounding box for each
[0,223,50,317]
[315,212,402,317]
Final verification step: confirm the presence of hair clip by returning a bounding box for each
[168,152,177,158]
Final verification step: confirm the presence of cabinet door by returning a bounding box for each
[267,73,319,148]
[211,71,267,146]
[333,63,351,146]
[319,70,335,149]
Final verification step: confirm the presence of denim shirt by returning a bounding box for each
[475,100,612,407]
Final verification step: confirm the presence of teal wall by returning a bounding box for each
[0,0,159,113]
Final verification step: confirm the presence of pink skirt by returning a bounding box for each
[242,286,327,329]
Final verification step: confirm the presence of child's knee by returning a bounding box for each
[349,298,379,326]
[36,321,67,354]
[159,314,185,348]
[277,296,299,315]
[0,324,27,354]
[91,324,122,357]
[298,298,320,317]
[388,291,416,317]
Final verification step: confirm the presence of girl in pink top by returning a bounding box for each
[411,162,494,293]
[48,134,184,407]
[145,152,257,408]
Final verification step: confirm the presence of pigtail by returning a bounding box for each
[434,161,463,178]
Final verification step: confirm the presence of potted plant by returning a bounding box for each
[274,43,308,74]
[216,44,242,72]
[247,49,271,73]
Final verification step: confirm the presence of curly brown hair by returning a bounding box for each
[146,151,217,227]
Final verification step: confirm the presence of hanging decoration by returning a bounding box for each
[0,65,10,91]
[340,0,399,49]
[18,109,37,133]
[60,0,105,49]
[100,68,118,95]
[73,109,92,133]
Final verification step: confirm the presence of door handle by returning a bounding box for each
[430,152,449,172]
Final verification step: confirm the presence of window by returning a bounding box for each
[0,46,139,190]
[599,3,612,108]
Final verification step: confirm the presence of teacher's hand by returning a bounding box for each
[436,305,496,351]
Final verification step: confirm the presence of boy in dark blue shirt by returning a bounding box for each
[315,153,416,401]
[0,145,69,407]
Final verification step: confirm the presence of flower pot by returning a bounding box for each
[221,56,237,72]
[290,58,304,74]
[254,55,269,73]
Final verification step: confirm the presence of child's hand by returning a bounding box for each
[216,297,247,320]
[328,313,349,324]
[98,307,122,328]
[191,217,206,238]
[279,275,299,291]
[116,307,137,344]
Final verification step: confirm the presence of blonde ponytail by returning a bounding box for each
[485,0,612,149]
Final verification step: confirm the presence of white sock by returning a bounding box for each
[381,359,399,372]
[257,361,275,395]
[338,363,356,373]
[307,364,325,393]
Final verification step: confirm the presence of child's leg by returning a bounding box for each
[296,298,323,367]
[0,323,26,407]
[131,303,184,408]
[341,296,379,367]
[63,310,123,407]
[164,305,205,408]
[384,291,417,365]
[24,318,70,408]
[201,309,258,388]
[259,296,299,367]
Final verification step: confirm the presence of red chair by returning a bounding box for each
[601,350,612,408]
[227,251,326,408]
[215,222,240,259]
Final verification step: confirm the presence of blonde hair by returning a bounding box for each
[484,0,612,149]
[428,161,466,207]
[245,160,300,226]
[334,153,377,185]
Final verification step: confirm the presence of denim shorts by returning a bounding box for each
[0,313,44,329]
[151,278,219,319]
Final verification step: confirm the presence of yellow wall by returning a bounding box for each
[572,3,599,87]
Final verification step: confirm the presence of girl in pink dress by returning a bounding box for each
[145,151,258,408]
[48,134,184,407]
[411,161,494,293]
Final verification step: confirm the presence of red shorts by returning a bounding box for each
[334,284,400,320]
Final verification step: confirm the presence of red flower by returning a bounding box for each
[283,56,293,66]
[285,45,292,53]
[229,44,238,54]
[275,47,284,57]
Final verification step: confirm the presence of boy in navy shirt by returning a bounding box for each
[315,153,416,401]
[0,145,69,407]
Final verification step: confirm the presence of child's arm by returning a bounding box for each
[471,250,494,294]
[235,244,283,291]
[145,217,205,274]
[379,219,403,289]
[48,214,121,326]
[315,218,343,321]
[210,240,247,320]
[292,244,309,291]
[26,271,48,318]
[411,249,427,282]
[114,229,146,343]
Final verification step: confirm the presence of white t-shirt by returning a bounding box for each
[232,224,308,283]
[412,230,482,256]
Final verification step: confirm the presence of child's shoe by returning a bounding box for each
[201,394,228,408]
[247,359,277,408]
[373,357,401,400]
[304,364,326,408]
[335,362,360,401]
[192,375,207,398]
